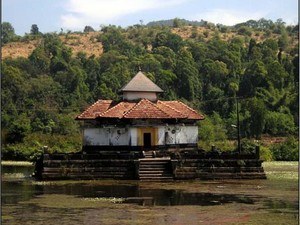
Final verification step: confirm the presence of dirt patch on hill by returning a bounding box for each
[60,32,103,57]
[2,32,103,59]
[2,40,41,59]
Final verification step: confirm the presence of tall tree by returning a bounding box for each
[175,48,201,101]
[1,22,16,44]
[30,24,40,35]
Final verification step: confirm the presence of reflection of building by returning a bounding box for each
[76,71,204,152]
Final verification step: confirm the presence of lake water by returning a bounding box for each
[2,162,298,225]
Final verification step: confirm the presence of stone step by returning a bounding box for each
[139,177,174,181]
[139,167,167,171]
[139,161,170,165]
[176,167,265,173]
[42,173,129,179]
[139,157,170,161]
[139,165,167,168]
[139,171,172,175]
[139,175,173,178]
[139,158,173,180]
[43,167,129,172]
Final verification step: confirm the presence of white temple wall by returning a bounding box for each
[123,92,157,101]
[83,128,129,146]
[129,128,138,146]
[83,125,198,146]
[159,125,198,145]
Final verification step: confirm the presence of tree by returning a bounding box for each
[84,26,95,33]
[153,46,176,69]
[198,112,227,142]
[6,113,31,143]
[245,98,267,139]
[173,18,182,28]
[237,26,252,36]
[29,46,51,73]
[240,60,268,97]
[265,111,295,135]
[153,32,183,53]
[278,30,289,50]
[248,38,256,58]
[175,48,201,101]
[1,22,16,44]
[30,24,40,35]
[266,61,289,89]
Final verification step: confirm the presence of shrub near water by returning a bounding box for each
[2,133,82,161]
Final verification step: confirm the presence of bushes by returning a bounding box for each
[270,136,299,161]
[2,144,38,161]
[260,146,273,161]
[2,133,82,161]
[198,112,227,142]
[237,26,252,36]
[198,140,235,152]
[265,111,296,135]
[197,136,297,162]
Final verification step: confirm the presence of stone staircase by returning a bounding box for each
[138,158,173,181]
[143,151,154,158]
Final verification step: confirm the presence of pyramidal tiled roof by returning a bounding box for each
[76,99,204,120]
[120,71,163,93]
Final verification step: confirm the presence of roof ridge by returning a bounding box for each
[143,99,170,118]
[100,101,136,119]
[158,100,187,118]
[99,101,124,118]
[176,100,204,119]
[175,100,197,112]
[77,99,103,119]
[123,99,170,118]
[122,100,142,117]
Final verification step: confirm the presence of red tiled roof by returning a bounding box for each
[157,100,187,118]
[76,99,204,120]
[162,101,205,120]
[124,99,170,119]
[100,102,136,119]
[76,100,113,119]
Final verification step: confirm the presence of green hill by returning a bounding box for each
[1,19,299,160]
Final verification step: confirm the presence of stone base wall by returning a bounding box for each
[35,153,137,180]
[173,159,266,180]
[34,149,266,180]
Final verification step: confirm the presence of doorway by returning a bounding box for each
[143,133,151,148]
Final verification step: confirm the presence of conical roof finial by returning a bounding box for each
[138,65,141,71]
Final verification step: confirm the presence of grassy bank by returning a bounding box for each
[1,161,33,166]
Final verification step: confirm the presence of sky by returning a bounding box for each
[2,0,298,35]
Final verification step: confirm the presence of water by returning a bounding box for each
[2,163,298,225]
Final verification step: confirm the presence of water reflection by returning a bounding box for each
[1,165,297,209]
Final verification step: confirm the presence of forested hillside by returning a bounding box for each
[1,18,299,160]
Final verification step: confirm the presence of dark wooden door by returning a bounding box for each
[143,133,151,148]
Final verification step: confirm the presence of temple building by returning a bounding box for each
[76,71,204,152]
[35,71,266,181]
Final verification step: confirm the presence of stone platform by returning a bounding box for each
[34,148,266,180]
